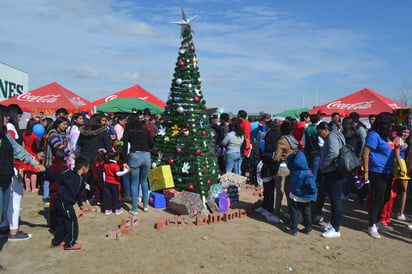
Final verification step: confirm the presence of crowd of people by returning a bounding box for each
[0,102,410,265]
[246,110,412,239]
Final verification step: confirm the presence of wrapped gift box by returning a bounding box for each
[148,165,175,191]
[208,184,224,199]
[164,189,180,208]
[168,191,203,217]
[219,172,245,201]
[149,192,166,208]
[225,185,239,202]
[219,172,247,187]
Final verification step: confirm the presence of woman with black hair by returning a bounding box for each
[0,105,45,242]
[122,114,153,215]
[77,113,112,204]
[272,120,299,222]
[67,113,84,168]
[363,112,396,239]
[221,118,245,175]
[317,121,346,238]
[42,117,73,204]
[77,113,112,164]
[341,117,362,199]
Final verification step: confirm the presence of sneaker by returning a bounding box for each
[43,198,50,206]
[64,243,82,250]
[254,207,266,214]
[129,209,138,215]
[290,229,298,236]
[397,214,412,221]
[320,222,333,231]
[266,214,280,223]
[115,209,123,215]
[340,193,349,200]
[122,196,132,203]
[304,227,312,235]
[322,227,341,238]
[376,221,391,232]
[8,231,32,241]
[255,207,270,216]
[104,210,112,215]
[368,224,381,239]
[408,223,412,230]
[313,215,324,225]
[52,242,65,248]
[143,207,149,212]
[386,219,393,226]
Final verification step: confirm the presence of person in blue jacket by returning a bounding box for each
[286,150,318,235]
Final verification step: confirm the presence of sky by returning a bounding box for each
[1,0,411,114]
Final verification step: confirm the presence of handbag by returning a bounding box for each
[333,144,361,176]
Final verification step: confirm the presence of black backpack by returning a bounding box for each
[333,144,362,176]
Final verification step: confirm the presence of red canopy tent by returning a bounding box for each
[80,84,166,112]
[308,88,406,118]
[0,82,90,116]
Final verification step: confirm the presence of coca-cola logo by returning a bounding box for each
[104,95,118,102]
[326,100,374,110]
[17,93,61,103]
[70,97,87,106]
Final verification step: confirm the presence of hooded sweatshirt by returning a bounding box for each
[286,150,318,202]
[319,129,345,173]
[273,135,299,163]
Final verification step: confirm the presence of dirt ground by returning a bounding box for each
[1,185,412,273]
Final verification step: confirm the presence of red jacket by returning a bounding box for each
[104,161,121,185]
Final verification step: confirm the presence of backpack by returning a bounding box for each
[333,144,361,176]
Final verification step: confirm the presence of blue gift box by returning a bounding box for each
[149,192,166,208]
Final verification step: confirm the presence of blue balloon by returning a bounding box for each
[33,124,45,138]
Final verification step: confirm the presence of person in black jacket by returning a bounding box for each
[46,156,89,250]
[77,113,112,203]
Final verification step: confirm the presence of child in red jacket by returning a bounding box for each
[92,149,107,206]
[103,151,129,215]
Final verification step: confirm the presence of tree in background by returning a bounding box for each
[152,9,219,197]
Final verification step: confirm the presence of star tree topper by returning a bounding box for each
[172,8,197,36]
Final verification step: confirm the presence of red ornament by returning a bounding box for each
[207,180,211,186]
[195,150,202,156]
[202,130,207,136]
[190,46,195,52]
[178,61,185,67]
[202,167,206,172]
[194,96,200,103]
[168,158,174,165]
[187,184,194,191]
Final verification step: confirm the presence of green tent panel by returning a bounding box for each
[274,107,310,119]
[96,97,164,114]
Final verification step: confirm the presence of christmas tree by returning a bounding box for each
[153,9,219,197]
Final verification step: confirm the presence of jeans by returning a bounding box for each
[226,152,242,175]
[43,180,50,199]
[368,172,393,226]
[0,184,11,224]
[122,173,131,198]
[128,152,151,210]
[273,166,291,215]
[307,156,320,181]
[323,170,346,232]
[290,200,312,232]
